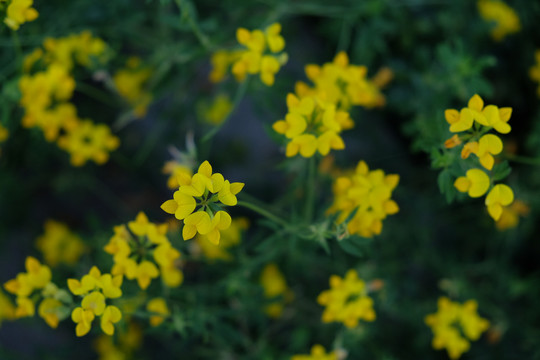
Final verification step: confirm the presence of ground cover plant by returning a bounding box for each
[0,0,539,359]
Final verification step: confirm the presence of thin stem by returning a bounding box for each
[237,200,289,229]
[175,0,212,51]
[304,156,316,223]
[504,154,540,166]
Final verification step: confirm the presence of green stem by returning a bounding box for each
[504,154,540,166]
[304,156,316,223]
[237,200,289,229]
[175,0,212,51]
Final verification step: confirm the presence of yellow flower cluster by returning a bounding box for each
[445,95,515,221]
[477,0,521,41]
[67,266,123,336]
[161,160,244,244]
[194,217,248,261]
[317,269,376,328]
[296,52,388,110]
[529,50,540,97]
[2,0,38,30]
[259,263,294,318]
[209,22,287,86]
[3,257,67,328]
[113,57,153,117]
[36,220,86,267]
[425,297,490,359]
[19,32,119,166]
[327,161,399,238]
[146,297,170,327]
[291,344,338,360]
[273,93,353,158]
[104,212,183,289]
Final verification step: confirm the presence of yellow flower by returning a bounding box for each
[146,298,170,327]
[0,289,16,326]
[454,169,490,198]
[68,266,102,295]
[297,51,386,110]
[4,0,38,30]
[477,0,521,41]
[0,124,8,143]
[475,134,503,170]
[260,263,294,318]
[105,212,183,289]
[291,344,338,360]
[100,305,122,335]
[317,269,376,328]
[14,296,35,318]
[199,94,233,125]
[113,57,152,117]
[71,307,95,337]
[36,220,86,267]
[273,94,352,158]
[82,291,107,316]
[495,199,529,230]
[217,23,286,86]
[194,217,248,261]
[163,160,193,190]
[161,160,244,244]
[425,297,489,359]
[38,298,62,328]
[485,184,514,221]
[530,50,540,97]
[327,161,399,238]
[57,119,120,166]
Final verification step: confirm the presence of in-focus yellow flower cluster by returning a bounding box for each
[194,217,248,261]
[19,31,119,166]
[4,257,68,328]
[36,220,86,267]
[161,160,244,244]
[113,57,153,117]
[529,50,540,97]
[104,212,184,289]
[477,0,521,41]
[291,344,338,360]
[2,0,38,30]
[328,160,399,238]
[445,94,516,222]
[425,297,490,359]
[68,266,123,336]
[209,22,287,86]
[317,269,376,328]
[273,93,353,158]
[259,263,294,318]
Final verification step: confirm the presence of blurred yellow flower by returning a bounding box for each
[425,297,490,359]
[477,0,520,41]
[291,344,338,360]
[317,269,375,328]
[4,0,38,30]
[146,297,170,327]
[36,220,86,267]
[113,57,153,117]
[260,263,293,318]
